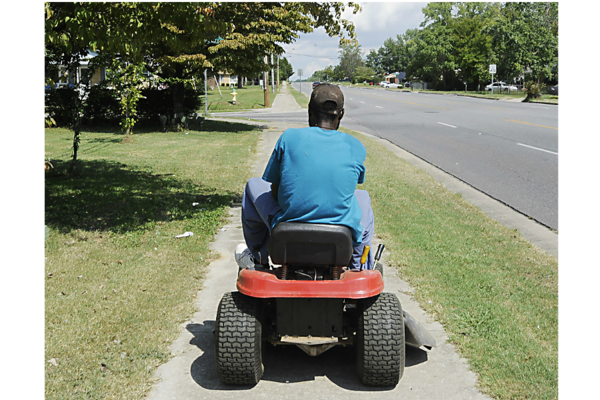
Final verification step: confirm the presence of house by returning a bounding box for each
[45,50,107,88]
[45,49,157,89]
[384,72,407,84]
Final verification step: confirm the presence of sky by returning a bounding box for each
[282,1,428,80]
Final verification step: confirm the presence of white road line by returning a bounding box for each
[438,122,457,128]
[376,106,383,108]
[349,98,353,100]
[517,143,558,155]
[360,101,365,104]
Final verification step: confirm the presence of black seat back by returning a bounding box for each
[268,222,353,266]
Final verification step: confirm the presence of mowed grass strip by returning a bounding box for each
[343,128,558,400]
[287,82,310,109]
[45,121,260,399]
[204,84,279,113]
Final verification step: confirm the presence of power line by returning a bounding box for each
[285,51,339,60]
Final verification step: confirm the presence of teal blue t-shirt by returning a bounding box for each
[262,127,367,246]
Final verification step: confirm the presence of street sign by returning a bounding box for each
[489,64,497,94]
[298,69,303,76]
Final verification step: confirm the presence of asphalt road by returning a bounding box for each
[292,83,559,231]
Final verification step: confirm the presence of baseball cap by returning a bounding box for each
[309,83,344,115]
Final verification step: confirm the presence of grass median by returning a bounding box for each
[287,82,309,109]
[342,128,558,400]
[45,121,261,399]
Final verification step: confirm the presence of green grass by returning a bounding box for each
[45,121,261,399]
[287,82,309,108]
[341,128,558,400]
[202,84,279,113]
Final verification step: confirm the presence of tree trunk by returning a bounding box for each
[237,75,243,89]
[172,81,185,116]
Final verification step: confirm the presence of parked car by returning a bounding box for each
[548,84,558,95]
[312,81,321,89]
[404,82,411,88]
[382,82,400,89]
[485,81,517,92]
[379,81,388,87]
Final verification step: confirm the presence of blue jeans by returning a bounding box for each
[241,177,375,269]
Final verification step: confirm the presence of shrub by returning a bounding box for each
[524,81,542,101]
[45,84,202,128]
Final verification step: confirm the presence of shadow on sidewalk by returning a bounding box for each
[186,320,430,391]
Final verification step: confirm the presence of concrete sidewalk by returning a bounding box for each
[145,83,494,400]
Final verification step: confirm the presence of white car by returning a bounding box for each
[382,82,400,88]
[485,81,517,92]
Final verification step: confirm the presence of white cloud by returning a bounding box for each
[284,2,427,79]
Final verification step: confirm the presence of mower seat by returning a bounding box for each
[267,222,353,267]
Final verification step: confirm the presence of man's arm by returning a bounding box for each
[271,183,279,201]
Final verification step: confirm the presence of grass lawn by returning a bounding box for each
[202,84,279,113]
[342,128,558,400]
[45,120,261,399]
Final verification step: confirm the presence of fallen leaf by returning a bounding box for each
[77,275,83,279]
[81,290,87,295]
[48,273,53,277]
[57,292,65,296]
[99,284,104,289]
[48,358,58,366]
[101,363,108,371]
[118,260,123,265]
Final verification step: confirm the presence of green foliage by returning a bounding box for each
[524,80,542,101]
[278,56,294,81]
[337,43,365,81]
[105,61,147,136]
[355,2,558,88]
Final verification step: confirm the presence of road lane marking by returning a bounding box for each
[504,119,557,130]
[364,94,450,110]
[517,143,558,155]
[376,106,383,108]
[438,122,457,128]
[360,101,365,104]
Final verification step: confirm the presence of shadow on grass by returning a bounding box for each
[45,158,238,234]
[79,118,262,135]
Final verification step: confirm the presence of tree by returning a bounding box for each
[338,43,364,81]
[409,2,457,89]
[487,2,558,84]
[353,66,376,83]
[279,56,294,81]
[449,2,497,87]
[45,2,362,168]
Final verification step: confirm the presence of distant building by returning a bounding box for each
[384,72,407,84]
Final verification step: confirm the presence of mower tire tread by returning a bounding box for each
[214,291,263,385]
[357,292,405,386]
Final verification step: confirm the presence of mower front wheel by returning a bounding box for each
[356,292,405,386]
[214,291,263,385]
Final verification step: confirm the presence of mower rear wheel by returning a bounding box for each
[375,262,384,278]
[214,291,263,385]
[356,292,405,386]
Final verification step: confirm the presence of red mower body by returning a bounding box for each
[237,268,384,299]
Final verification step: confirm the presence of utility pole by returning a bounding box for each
[204,69,208,117]
[277,55,280,89]
[263,55,269,107]
[271,53,275,93]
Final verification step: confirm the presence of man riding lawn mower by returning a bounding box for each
[214,84,435,386]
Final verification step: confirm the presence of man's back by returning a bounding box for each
[263,126,366,245]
